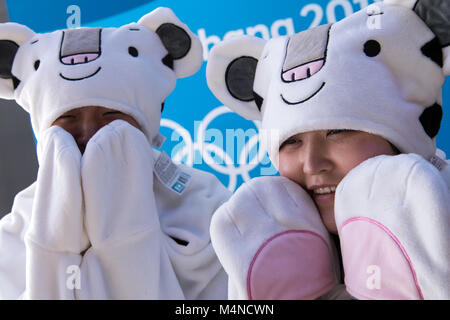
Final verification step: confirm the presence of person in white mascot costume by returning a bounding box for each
[206,0,449,300]
[0,7,231,299]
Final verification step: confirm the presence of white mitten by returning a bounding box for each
[25,125,89,299]
[210,176,340,300]
[81,120,160,246]
[335,154,450,300]
[80,120,178,299]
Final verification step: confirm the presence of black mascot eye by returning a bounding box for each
[128,46,138,57]
[364,40,381,57]
[34,60,40,70]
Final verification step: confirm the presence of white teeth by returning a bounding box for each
[313,186,336,194]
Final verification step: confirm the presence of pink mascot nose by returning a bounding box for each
[61,53,99,65]
[282,59,324,82]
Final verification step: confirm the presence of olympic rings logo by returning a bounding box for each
[161,106,278,191]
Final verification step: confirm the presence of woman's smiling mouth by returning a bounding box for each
[313,186,336,194]
[308,184,337,206]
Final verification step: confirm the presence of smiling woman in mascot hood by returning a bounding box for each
[206,0,449,300]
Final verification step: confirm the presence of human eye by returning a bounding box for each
[103,110,123,116]
[326,129,351,137]
[103,110,122,116]
[57,114,75,120]
[280,137,301,150]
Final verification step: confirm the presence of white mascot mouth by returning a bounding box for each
[59,66,102,81]
[280,82,326,105]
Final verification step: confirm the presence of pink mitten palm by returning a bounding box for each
[211,176,340,300]
[335,154,450,300]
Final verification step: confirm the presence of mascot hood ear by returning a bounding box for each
[0,22,35,99]
[385,0,450,75]
[206,35,266,121]
[138,7,203,78]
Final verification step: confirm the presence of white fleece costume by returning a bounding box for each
[206,0,449,300]
[0,7,230,299]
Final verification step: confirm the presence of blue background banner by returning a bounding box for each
[6,0,450,191]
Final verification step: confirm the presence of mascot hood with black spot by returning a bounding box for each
[206,0,450,169]
[0,7,203,145]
